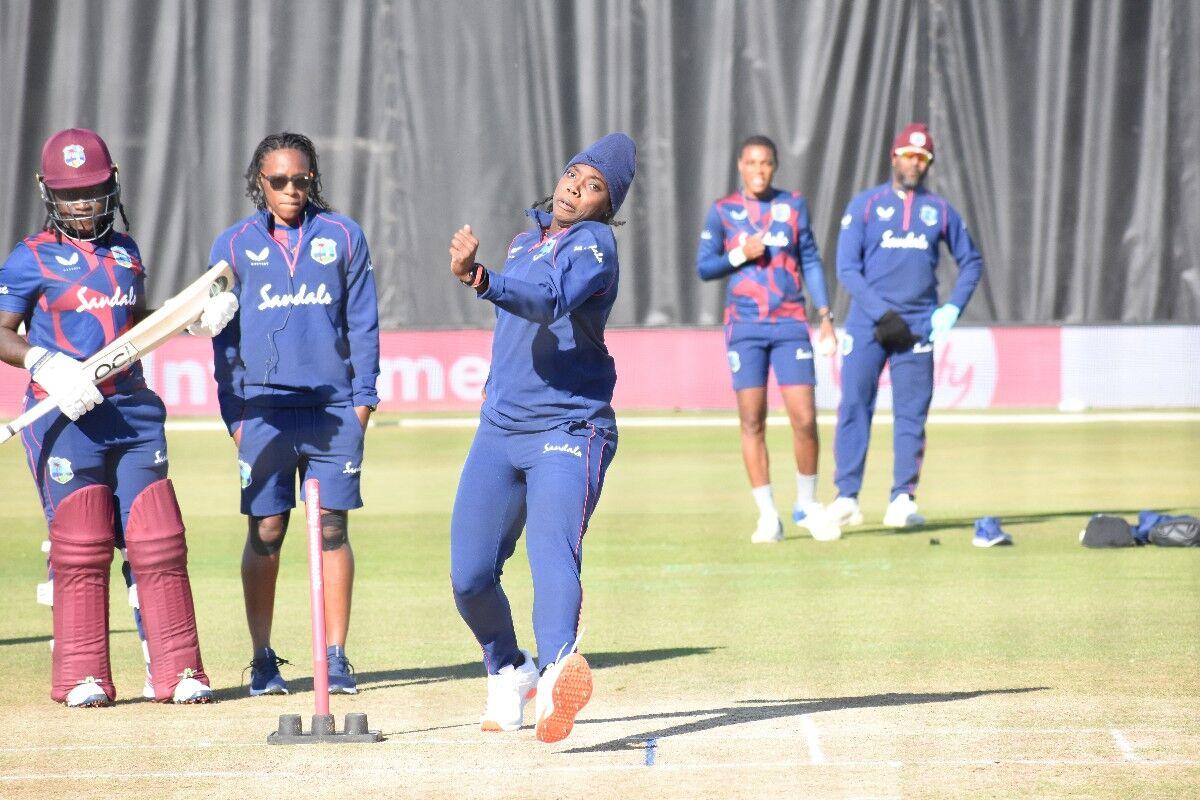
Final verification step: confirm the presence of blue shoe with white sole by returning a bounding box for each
[327,645,358,694]
[973,517,1013,547]
[247,648,290,696]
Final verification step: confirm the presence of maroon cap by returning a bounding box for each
[39,128,116,189]
[891,123,934,160]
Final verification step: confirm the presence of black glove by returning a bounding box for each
[873,310,919,352]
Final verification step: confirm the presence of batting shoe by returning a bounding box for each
[480,649,539,732]
[172,668,213,704]
[826,496,865,527]
[751,513,784,543]
[793,502,843,541]
[247,648,290,696]
[65,677,113,708]
[327,645,358,695]
[535,651,593,743]
[972,517,1014,548]
[883,493,926,528]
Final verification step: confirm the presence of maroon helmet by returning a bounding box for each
[37,128,124,241]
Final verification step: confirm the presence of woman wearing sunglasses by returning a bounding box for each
[447,132,635,743]
[208,132,380,697]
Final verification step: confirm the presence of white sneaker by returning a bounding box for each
[826,496,865,527]
[750,514,784,543]
[172,668,213,704]
[883,494,926,528]
[480,649,538,732]
[534,651,593,743]
[65,677,112,708]
[793,502,843,541]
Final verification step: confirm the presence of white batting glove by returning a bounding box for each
[815,332,837,357]
[24,346,104,421]
[185,291,239,337]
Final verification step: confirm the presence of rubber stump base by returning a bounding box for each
[267,712,383,744]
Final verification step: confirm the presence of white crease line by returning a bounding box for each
[1111,729,1145,762]
[801,715,826,764]
[0,727,1191,753]
[2,759,1197,781]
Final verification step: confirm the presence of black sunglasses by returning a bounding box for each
[260,172,313,191]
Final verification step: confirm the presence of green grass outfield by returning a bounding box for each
[1,414,1198,799]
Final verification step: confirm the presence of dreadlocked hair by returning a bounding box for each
[245,132,333,212]
[527,194,625,227]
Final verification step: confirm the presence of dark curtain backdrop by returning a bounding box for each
[1,0,1196,326]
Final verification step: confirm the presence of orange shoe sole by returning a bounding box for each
[535,653,592,743]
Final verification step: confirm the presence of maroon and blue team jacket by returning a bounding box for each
[0,230,147,398]
[695,188,830,329]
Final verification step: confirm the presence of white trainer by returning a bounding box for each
[480,649,539,732]
[883,493,926,528]
[826,496,865,527]
[172,668,213,704]
[794,502,843,541]
[535,651,593,743]
[65,677,112,708]
[750,514,784,543]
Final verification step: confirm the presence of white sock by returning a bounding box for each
[751,485,776,518]
[795,473,817,507]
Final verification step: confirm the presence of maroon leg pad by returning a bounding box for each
[50,485,116,703]
[124,479,208,701]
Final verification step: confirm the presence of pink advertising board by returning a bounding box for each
[0,326,1076,417]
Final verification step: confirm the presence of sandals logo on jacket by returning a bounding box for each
[310,237,338,265]
[543,443,582,458]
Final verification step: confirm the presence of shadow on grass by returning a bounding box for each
[842,509,1152,537]
[206,646,720,703]
[0,634,54,647]
[1,628,136,648]
[563,686,1049,753]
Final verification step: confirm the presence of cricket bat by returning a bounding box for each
[1,260,235,445]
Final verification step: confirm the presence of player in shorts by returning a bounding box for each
[0,129,233,706]
[697,135,840,543]
[209,132,380,696]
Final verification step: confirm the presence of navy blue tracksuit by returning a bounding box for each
[833,183,983,500]
[451,210,618,674]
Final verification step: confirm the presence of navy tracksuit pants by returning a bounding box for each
[833,327,934,501]
[450,416,616,674]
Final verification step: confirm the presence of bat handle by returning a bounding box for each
[0,397,59,446]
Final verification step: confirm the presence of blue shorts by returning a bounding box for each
[19,388,168,534]
[236,405,365,516]
[725,324,816,391]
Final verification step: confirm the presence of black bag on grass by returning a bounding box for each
[1080,515,1135,548]
[1148,516,1200,547]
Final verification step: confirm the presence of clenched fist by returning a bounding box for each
[449,225,480,284]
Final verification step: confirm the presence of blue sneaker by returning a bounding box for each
[973,517,1013,548]
[246,648,290,696]
[327,645,358,694]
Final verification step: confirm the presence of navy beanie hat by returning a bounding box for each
[564,132,637,215]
